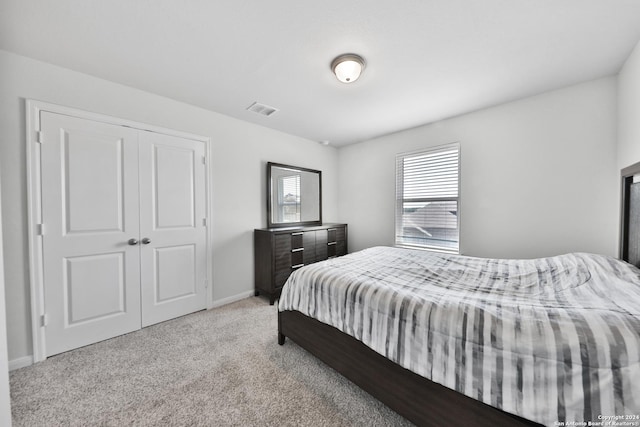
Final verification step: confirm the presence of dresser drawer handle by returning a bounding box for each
[291,248,304,252]
[327,242,337,246]
[291,232,304,236]
[291,263,304,269]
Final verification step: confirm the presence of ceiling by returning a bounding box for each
[2,1,640,147]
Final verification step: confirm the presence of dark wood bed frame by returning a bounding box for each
[276,162,640,426]
[620,160,640,267]
[278,310,541,426]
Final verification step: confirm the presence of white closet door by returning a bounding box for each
[138,132,207,327]
[41,112,142,357]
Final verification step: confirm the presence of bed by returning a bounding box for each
[277,246,640,426]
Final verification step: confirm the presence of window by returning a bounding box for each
[277,174,301,223]
[395,143,460,253]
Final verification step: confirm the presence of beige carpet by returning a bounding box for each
[10,297,413,426]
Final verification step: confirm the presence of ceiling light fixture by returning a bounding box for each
[331,54,365,83]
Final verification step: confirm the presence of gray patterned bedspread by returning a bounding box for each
[278,246,640,426]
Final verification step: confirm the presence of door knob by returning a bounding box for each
[128,238,139,245]
[141,237,151,245]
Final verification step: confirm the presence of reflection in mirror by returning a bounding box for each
[268,162,321,228]
[274,169,301,223]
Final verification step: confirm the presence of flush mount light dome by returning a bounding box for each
[331,54,365,83]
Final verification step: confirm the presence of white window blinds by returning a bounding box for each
[278,174,301,222]
[395,143,460,253]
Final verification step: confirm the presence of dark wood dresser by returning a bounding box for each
[254,223,348,304]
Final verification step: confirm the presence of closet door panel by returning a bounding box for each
[153,145,196,229]
[138,132,207,327]
[40,112,142,357]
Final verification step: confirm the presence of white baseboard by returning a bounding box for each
[9,355,33,371]
[210,290,254,308]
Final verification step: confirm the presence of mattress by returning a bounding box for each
[278,246,640,426]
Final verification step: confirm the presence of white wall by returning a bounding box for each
[0,173,13,425]
[0,50,338,363]
[618,39,640,170]
[0,44,629,365]
[338,77,619,259]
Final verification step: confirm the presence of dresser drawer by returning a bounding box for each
[254,224,348,305]
[291,232,304,250]
[303,231,316,264]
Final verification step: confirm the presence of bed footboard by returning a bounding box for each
[278,309,540,427]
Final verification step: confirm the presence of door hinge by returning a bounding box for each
[202,156,206,165]
[37,223,44,236]
[41,313,48,327]
[204,279,208,289]
[202,218,207,226]
[36,131,44,144]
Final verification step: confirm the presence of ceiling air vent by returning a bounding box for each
[246,102,279,117]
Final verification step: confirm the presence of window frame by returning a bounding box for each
[277,173,301,223]
[395,142,461,254]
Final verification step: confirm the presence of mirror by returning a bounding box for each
[267,162,322,228]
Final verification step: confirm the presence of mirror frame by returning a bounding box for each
[267,162,322,228]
